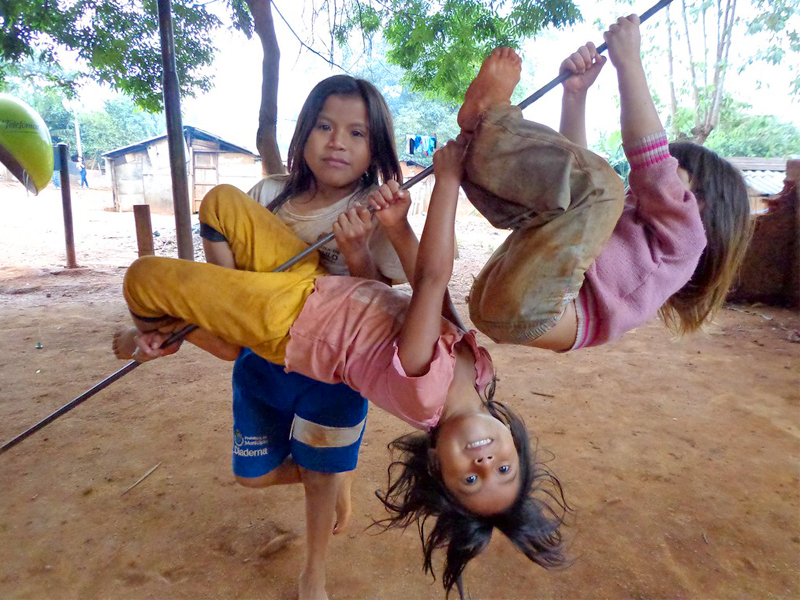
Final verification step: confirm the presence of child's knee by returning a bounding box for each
[235,473,274,488]
[199,185,226,223]
[199,184,241,220]
[124,256,161,293]
[299,469,339,493]
[123,256,173,319]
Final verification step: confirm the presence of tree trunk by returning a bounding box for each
[246,0,285,175]
[680,0,702,133]
[666,5,679,139]
[709,0,736,133]
[693,0,736,145]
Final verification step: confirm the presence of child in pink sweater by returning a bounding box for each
[459,16,751,352]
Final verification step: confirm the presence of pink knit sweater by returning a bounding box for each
[574,132,707,348]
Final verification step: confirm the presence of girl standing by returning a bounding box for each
[119,138,569,596]
[224,75,406,600]
[115,75,408,600]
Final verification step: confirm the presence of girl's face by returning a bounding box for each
[433,412,521,515]
[303,94,372,195]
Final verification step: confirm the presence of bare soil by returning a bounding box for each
[1,180,798,600]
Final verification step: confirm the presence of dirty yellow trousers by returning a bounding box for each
[123,185,327,363]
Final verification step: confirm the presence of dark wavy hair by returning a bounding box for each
[664,143,752,333]
[373,385,570,598]
[267,75,402,212]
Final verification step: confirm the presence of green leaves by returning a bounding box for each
[747,0,800,93]
[0,0,221,112]
[349,0,580,103]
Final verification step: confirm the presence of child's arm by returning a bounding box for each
[559,43,606,147]
[393,142,465,376]
[332,205,389,283]
[604,15,664,143]
[369,180,468,333]
[368,182,417,282]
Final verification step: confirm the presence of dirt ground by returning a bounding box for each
[1,180,798,600]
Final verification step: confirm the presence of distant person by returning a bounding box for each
[78,158,89,188]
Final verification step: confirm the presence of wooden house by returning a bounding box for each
[103,126,261,214]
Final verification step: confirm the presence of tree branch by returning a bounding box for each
[270,0,349,72]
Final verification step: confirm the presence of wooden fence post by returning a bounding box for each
[133,204,155,257]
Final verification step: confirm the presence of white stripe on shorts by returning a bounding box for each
[291,415,366,448]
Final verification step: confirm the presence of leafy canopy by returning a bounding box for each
[0,0,221,111]
[336,0,581,103]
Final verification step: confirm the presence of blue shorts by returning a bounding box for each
[232,348,368,478]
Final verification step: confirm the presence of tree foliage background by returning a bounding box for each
[1,0,583,171]
[1,0,798,171]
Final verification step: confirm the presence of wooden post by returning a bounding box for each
[57,143,78,268]
[133,204,155,257]
[157,0,194,260]
[786,159,800,308]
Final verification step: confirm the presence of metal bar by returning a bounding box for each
[0,219,318,455]
[518,0,675,110]
[0,326,195,456]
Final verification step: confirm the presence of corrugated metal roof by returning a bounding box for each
[726,157,787,171]
[724,157,789,195]
[103,126,257,158]
[741,170,786,195]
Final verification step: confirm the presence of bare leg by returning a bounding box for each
[457,47,522,133]
[298,469,350,600]
[235,457,302,488]
[332,470,354,535]
[523,301,579,351]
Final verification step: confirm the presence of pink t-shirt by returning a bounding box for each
[285,277,495,430]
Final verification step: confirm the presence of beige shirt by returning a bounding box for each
[248,176,407,282]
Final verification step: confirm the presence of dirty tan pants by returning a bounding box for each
[463,105,625,343]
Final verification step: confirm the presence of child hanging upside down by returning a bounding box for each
[459,16,750,352]
[119,139,569,595]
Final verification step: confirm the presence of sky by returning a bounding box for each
[83,0,800,155]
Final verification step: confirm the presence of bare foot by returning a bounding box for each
[299,568,328,600]
[457,46,522,133]
[112,327,140,360]
[332,470,354,535]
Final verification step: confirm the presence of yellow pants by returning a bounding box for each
[123,185,327,363]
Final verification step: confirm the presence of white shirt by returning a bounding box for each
[248,175,407,282]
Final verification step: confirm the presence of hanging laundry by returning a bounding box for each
[406,134,438,156]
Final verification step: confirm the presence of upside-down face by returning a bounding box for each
[432,411,521,515]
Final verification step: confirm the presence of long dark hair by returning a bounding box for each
[267,75,402,212]
[663,143,752,333]
[373,388,570,598]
